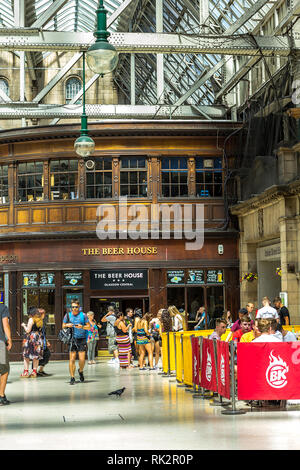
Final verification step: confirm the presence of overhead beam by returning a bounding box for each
[0,104,226,120]
[169,0,278,113]
[0,31,295,55]
[216,0,299,100]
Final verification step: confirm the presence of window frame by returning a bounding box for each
[0,77,9,99]
[85,157,113,200]
[195,156,223,198]
[17,161,44,202]
[50,159,79,201]
[160,156,189,198]
[119,156,148,198]
[0,164,9,204]
[65,76,82,104]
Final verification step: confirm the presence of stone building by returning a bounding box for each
[231,139,300,321]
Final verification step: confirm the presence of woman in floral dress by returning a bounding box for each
[21,306,45,378]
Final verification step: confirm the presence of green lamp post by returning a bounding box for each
[74,1,119,156]
[74,52,95,157]
[86,0,119,76]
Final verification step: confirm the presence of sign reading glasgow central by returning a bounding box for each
[90,269,148,290]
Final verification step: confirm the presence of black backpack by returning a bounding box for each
[58,313,73,345]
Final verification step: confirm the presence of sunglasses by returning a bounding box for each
[72,306,79,309]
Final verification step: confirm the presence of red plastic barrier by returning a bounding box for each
[191,336,200,386]
[216,340,230,400]
[200,337,217,392]
[237,342,300,400]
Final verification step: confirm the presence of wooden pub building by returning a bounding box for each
[0,121,241,359]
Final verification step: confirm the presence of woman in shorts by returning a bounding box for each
[150,309,163,368]
[133,313,154,370]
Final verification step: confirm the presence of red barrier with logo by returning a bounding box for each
[237,342,300,400]
[191,336,200,386]
[200,338,217,392]
[216,340,230,400]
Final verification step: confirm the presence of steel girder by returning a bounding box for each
[0,30,295,56]
[0,0,297,121]
[216,0,300,102]
[0,103,226,119]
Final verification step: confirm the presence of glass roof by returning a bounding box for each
[0,0,280,110]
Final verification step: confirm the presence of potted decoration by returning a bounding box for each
[240,272,258,282]
[276,267,282,277]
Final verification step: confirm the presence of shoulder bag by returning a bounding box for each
[58,313,73,345]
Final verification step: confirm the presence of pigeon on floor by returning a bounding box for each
[108,387,126,397]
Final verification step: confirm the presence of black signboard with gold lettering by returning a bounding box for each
[90,269,148,290]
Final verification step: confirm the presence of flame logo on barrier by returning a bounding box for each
[220,354,225,386]
[193,355,198,380]
[206,350,212,382]
[266,350,289,389]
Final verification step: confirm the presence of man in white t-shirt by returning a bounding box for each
[252,319,281,342]
[256,297,279,321]
[275,324,297,342]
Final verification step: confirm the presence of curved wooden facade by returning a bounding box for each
[0,121,241,359]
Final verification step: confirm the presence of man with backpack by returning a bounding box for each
[62,300,89,385]
[101,306,119,366]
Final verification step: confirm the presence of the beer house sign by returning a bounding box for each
[82,246,158,256]
[90,269,148,290]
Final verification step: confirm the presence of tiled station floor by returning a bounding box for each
[0,360,299,450]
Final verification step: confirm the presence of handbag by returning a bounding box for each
[58,313,73,345]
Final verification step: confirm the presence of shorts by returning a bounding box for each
[69,337,87,352]
[152,332,161,343]
[0,340,9,375]
[108,335,118,353]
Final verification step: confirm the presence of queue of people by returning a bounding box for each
[0,293,294,406]
[206,296,294,345]
[100,305,185,371]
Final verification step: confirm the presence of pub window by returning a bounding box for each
[50,159,78,200]
[195,157,223,198]
[86,157,112,199]
[0,165,9,203]
[161,157,188,197]
[206,285,224,322]
[167,287,185,313]
[22,272,56,337]
[65,77,82,104]
[120,157,147,197]
[18,161,44,202]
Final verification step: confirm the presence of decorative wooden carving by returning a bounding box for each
[78,158,85,200]
[43,160,49,200]
[188,157,196,196]
[112,156,119,198]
